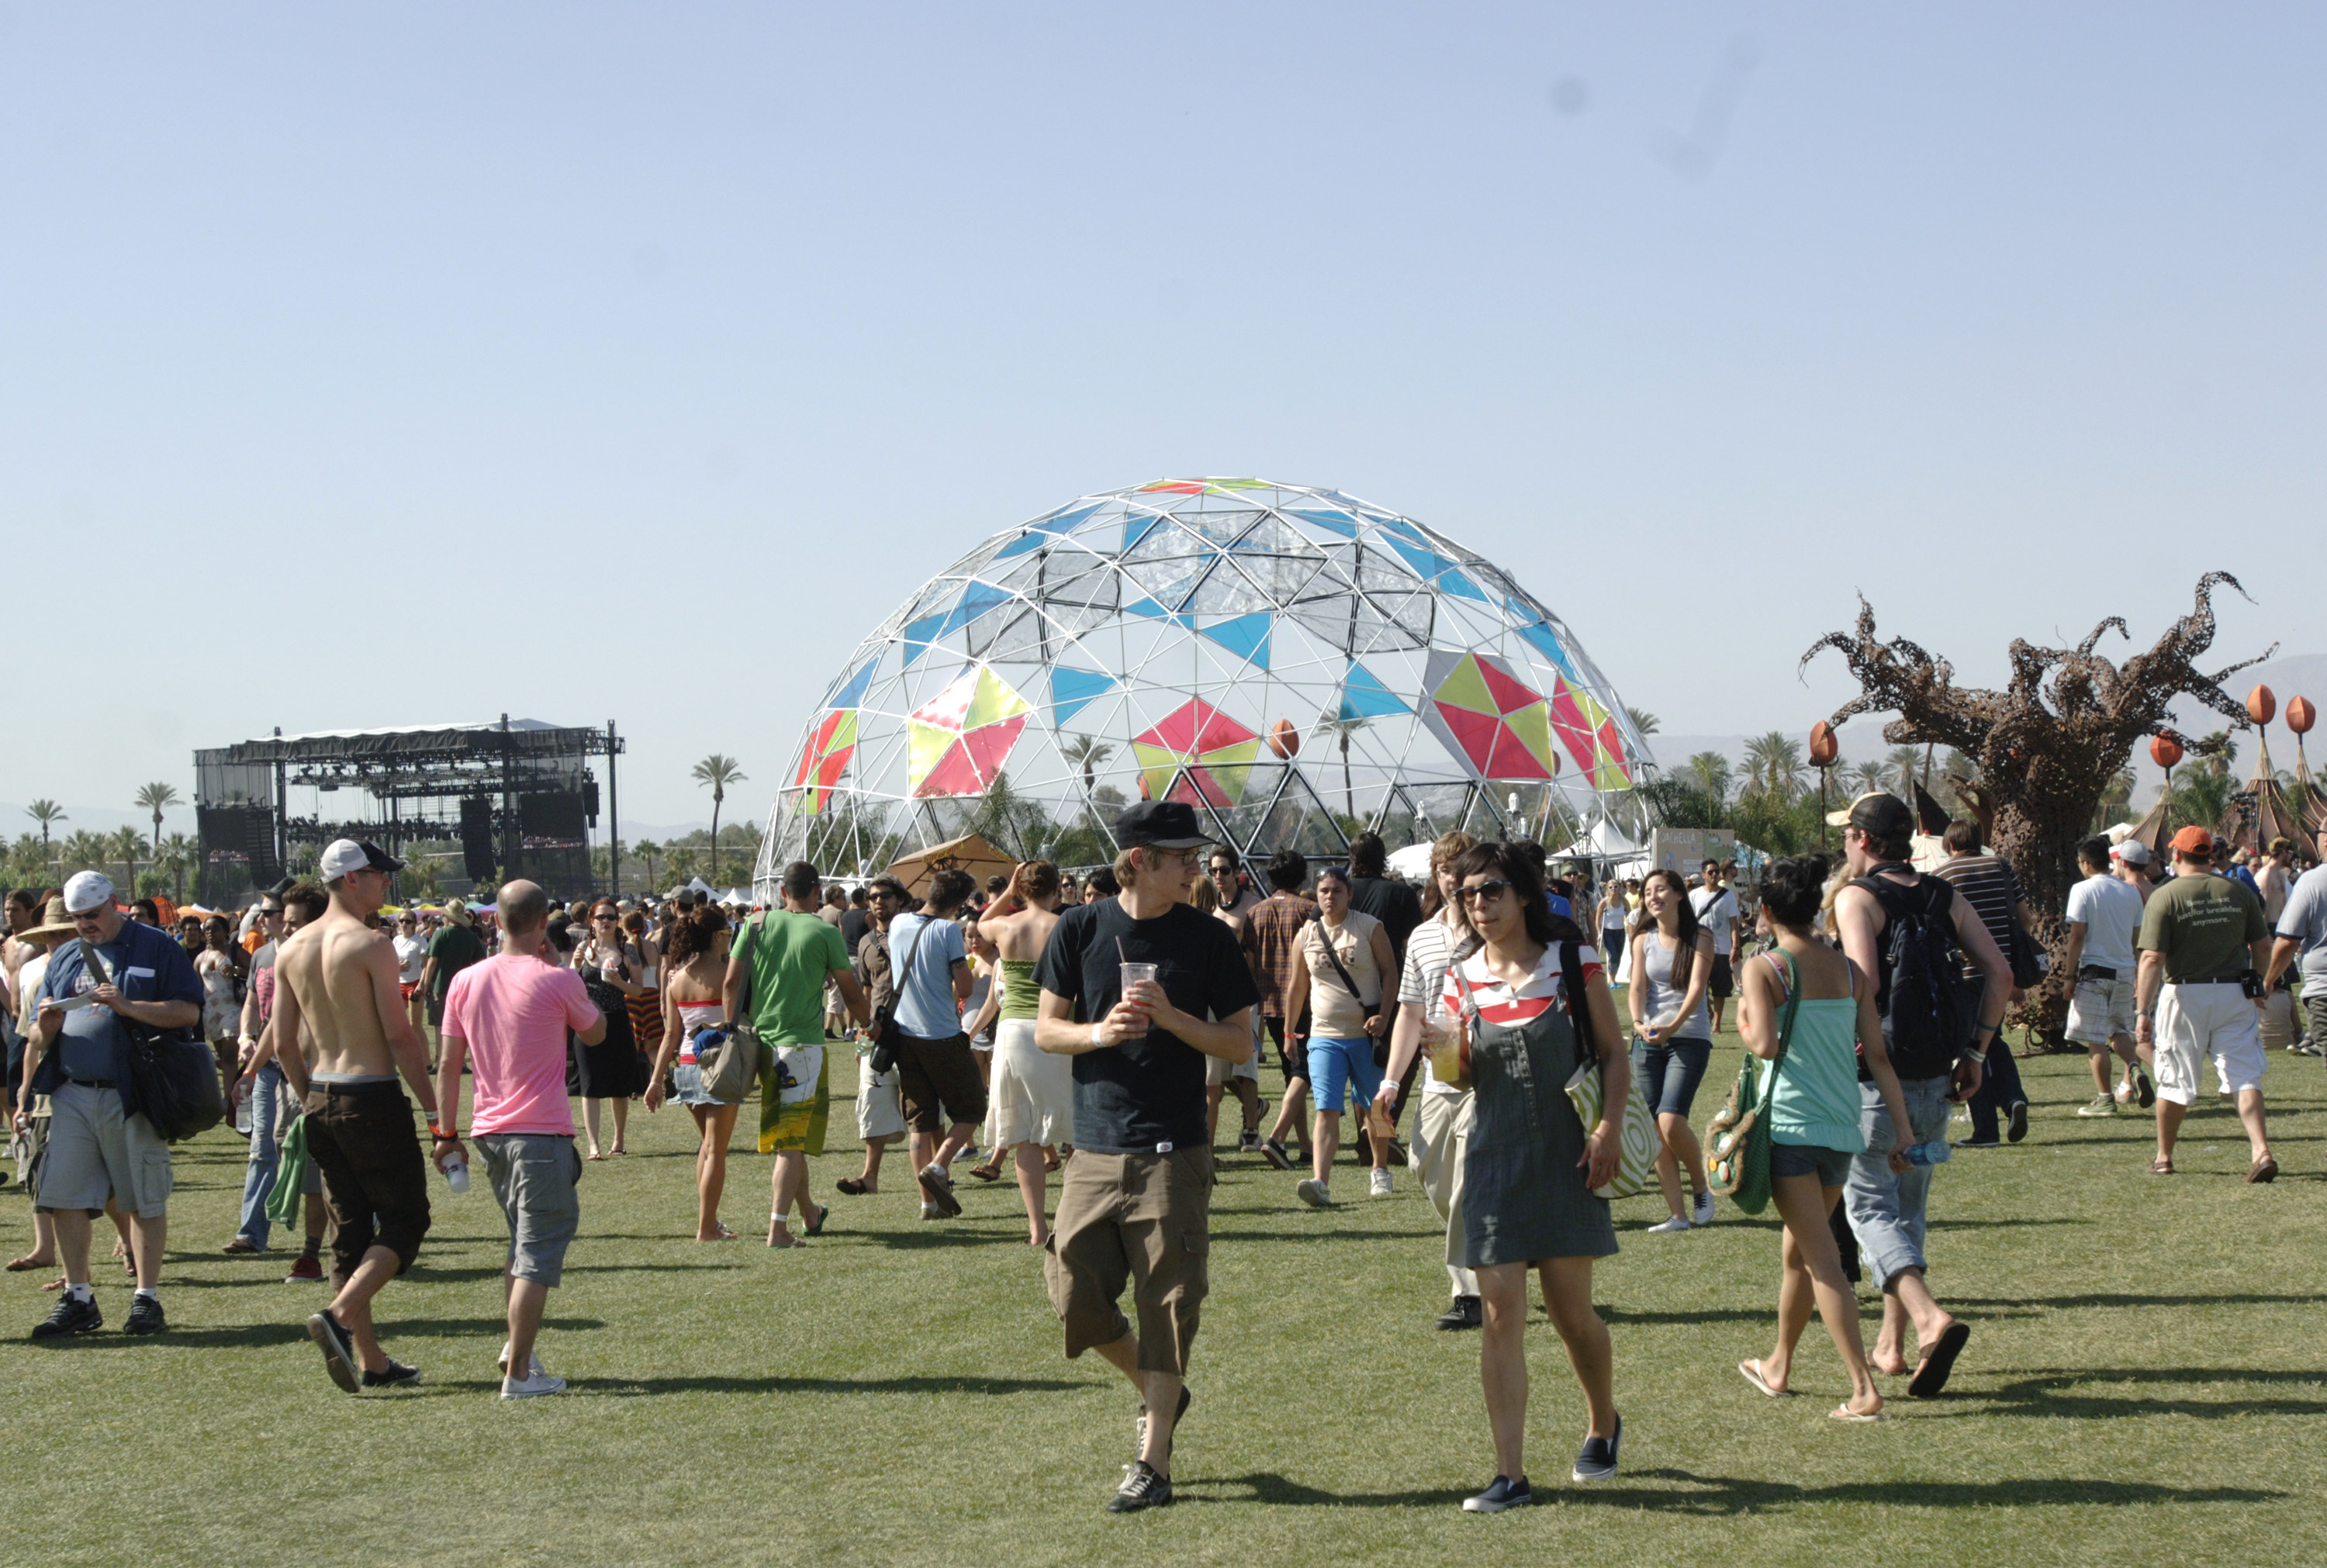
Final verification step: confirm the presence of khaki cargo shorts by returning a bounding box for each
[1043,1147,1212,1376]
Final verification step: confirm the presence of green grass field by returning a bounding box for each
[7,1021,2324,1568]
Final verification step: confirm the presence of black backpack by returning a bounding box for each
[1856,870,1977,1079]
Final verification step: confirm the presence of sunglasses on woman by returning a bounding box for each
[1457,880,1515,904]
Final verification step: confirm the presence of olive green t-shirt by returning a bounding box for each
[2137,872,2266,983]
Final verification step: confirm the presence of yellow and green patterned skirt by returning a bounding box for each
[758,1041,830,1155]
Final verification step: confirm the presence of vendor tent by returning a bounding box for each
[884,833,1018,900]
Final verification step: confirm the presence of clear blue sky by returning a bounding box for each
[6,4,2319,832]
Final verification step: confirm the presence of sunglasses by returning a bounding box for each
[70,910,108,924]
[1457,880,1515,904]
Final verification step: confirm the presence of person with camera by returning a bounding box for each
[873,868,980,1220]
[1829,793,2008,1398]
[2138,825,2277,1180]
[17,872,203,1338]
[1033,800,1259,1514]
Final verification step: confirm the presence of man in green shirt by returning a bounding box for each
[417,903,488,1070]
[2135,827,2275,1180]
[724,861,868,1246]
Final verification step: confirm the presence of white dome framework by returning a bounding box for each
[752,478,1654,889]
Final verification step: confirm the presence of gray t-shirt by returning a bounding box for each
[2275,864,2327,980]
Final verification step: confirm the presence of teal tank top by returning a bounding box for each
[1763,952,1869,1153]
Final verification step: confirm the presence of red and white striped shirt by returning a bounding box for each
[1442,942,1603,1028]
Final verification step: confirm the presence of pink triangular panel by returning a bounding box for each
[1485,725,1555,781]
[1475,655,1543,718]
[913,738,984,799]
[959,715,1029,789]
[1436,702,1502,773]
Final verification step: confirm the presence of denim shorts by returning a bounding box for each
[1630,1037,1712,1117]
[1769,1141,1853,1187]
[1306,1035,1383,1116]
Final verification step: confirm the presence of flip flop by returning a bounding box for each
[2245,1155,2279,1184]
[2147,1157,2176,1176]
[5,1255,55,1273]
[1907,1321,1971,1398]
[803,1203,830,1237]
[835,1177,873,1196]
[1738,1359,1792,1397]
[1830,1404,1888,1422]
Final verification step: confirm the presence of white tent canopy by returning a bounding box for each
[1551,820,1643,862]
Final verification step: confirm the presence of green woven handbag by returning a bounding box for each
[1703,950,1800,1216]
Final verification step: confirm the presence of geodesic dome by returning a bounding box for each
[752,478,1654,889]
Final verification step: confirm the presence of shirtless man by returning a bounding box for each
[271,840,442,1393]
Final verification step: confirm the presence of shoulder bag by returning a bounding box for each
[82,939,226,1143]
[694,916,766,1103]
[1554,941,1660,1200]
[1703,949,1802,1215]
[866,914,935,1077]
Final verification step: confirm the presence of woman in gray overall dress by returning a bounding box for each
[1441,842,1627,1511]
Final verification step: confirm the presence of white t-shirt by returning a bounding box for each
[1689,886,1738,955]
[2276,864,2327,980]
[2064,872,2143,973]
[392,934,427,984]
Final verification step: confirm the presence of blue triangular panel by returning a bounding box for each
[1286,508,1360,537]
[937,580,1012,638]
[1439,568,1490,603]
[901,613,946,665]
[995,531,1046,558]
[1339,660,1409,720]
[825,661,878,710]
[1198,613,1271,670]
[1518,622,1580,682]
[1032,503,1103,535]
[1049,667,1119,725]
[1386,539,1460,581]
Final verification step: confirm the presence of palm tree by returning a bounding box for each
[26,799,65,849]
[1742,731,1809,804]
[108,827,144,894]
[1884,745,1925,797]
[1845,761,1890,797]
[1315,713,1370,822]
[1684,751,1732,805]
[1624,707,1660,736]
[157,832,195,902]
[134,782,179,851]
[1060,735,1115,794]
[636,839,660,894]
[690,755,746,884]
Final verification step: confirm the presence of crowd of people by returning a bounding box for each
[2,793,2321,1512]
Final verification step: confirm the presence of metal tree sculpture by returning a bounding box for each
[1802,572,2273,1041]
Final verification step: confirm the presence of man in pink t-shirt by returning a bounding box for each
[433,880,604,1400]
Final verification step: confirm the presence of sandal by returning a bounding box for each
[5,1255,55,1273]
[1907,1321,1971,1399]
[803,1203,830,1237]
[1738,1359,1792,1397]
[2147,1156,2176,1176]
[1830,1404,1887,1422]
[835,1177,873,1197]
[968,1161,1004,1183]
[2245,1154,2279,1184]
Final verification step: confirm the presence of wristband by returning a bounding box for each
[1089,1023,1105,1050]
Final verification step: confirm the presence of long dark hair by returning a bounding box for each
[1641,869,1701,960]
[1450,841,1587,951]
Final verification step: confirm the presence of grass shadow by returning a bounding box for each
[581,1373,1084,1397]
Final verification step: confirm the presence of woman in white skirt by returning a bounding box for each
[969,862,1072,1245]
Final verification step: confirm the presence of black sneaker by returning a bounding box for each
[31,1293,102,1340]
[2007,1101,2029,1143]
[2135,1071,2156,1108]
[361,1358,423,1389]
[1108,1461,1173,1513]
[1435,1294,1483,1331]
[1236,1129,1264,1154]
[1260,1139,1295,1171]
[123,1294,166,1335]
[307,1309,361,1394]
[1952,1137,2001,1149]
[1462,1474,1533,1513]
[1572,1414,1621,1483]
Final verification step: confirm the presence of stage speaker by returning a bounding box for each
[460,796,496,880]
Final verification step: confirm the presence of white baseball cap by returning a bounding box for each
[62,870,116,914]
[2111,840,2152,867]
[317,839,408,879]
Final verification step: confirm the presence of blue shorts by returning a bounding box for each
[1631,1036,1712,1118]
[1306,1036,1383,1116]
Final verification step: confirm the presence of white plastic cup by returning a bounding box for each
[443,1151,470,1195]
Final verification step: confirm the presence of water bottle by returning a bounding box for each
[1902,1140,1952,1168]
[442,1150,471,1194]
[233,1080,254,1137]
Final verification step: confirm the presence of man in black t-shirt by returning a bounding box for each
[1035,800,1259,1514]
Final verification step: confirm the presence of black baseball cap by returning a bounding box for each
[1116,800,1211,851]
[1826,791,1916,841]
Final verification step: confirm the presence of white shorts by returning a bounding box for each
[2065,971,2137,1045]
[2152,982,2266,1107]
[1205,1013,1263,1086]
[988,1017,1075,1148]
[856,1053,908,1142]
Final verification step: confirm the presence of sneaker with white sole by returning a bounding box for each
[497,1342,548,1380]
[1368,1168,1393,1197]
[500,1370,568,1400]
[1647,1214,1692,1234]
[2076,1094,2116,1117]
[1691,1189,1716,1227]
[306,1309,361,1394]
[1294,1177,1333,1207]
